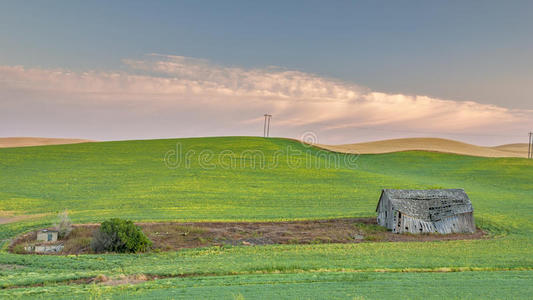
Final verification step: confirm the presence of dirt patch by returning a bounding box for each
[61,274,152,286]
[99,274,150,286]
[0,213,49,225]
[9,218,485,255]
[4,273,189,289]
[142,218,485,249]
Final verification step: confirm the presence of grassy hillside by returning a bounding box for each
[0,137,532,298]
[0,137,531,224]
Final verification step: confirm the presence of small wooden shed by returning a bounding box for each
[376,189,475,234]
[36,229,58,242]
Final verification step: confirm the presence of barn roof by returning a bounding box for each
[377,189,473,221]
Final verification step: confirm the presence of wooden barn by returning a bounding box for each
[376,189,475,234]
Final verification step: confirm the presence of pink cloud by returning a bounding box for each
[0,54,532,145]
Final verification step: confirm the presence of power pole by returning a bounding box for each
[529,132,533,159]
[267,114,271,137]
[263,114,272,137]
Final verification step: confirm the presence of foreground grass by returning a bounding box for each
[2,271,533,299]
[0,137,532,298]
[0,236,532,289]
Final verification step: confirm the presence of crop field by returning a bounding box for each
[0,137,532,298]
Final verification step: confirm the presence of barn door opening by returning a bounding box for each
[397,212,402,232]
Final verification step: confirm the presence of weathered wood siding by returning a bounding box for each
[434,212,475,234]
[376,189,476,234]
[377,194,395,229]
[394,212,475,234]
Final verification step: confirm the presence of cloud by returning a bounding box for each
[0,54,531,144]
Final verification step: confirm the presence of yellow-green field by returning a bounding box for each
[0,137,532,299]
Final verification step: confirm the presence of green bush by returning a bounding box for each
[11,244,26,254]
[91,218,152,253]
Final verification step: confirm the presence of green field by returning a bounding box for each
[0,137,532,299]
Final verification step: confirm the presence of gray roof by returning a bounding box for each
[377,189,473,221]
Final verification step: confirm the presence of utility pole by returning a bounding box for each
[529,132,533,159]
[267,114,271,137]
[263,114,272,137]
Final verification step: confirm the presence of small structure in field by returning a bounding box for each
[25,244,64,253]
[376,189,475,234]
[36,229,58,242]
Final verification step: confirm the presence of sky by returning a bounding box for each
[1,1,533,145]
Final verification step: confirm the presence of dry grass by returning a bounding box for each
[317,137,529,158]
[0,137,93,148]
[61,226,94,254]
[99,274,149,286]
[491,143,530,157]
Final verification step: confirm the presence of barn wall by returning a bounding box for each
[377,195,395,229]
[376,196,386,227]
[433,212,475,234]
[396,214,436,233]
[396,212,475,234]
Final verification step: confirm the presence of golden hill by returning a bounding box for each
[317,138,529,158]
[0,137,94,148]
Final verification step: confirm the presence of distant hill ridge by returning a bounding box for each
[0,136,528,158]
[0,137,93,148]
[316,137,528,158]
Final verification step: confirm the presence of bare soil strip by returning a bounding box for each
[10,218,485,255]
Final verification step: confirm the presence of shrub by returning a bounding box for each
[12,244,27,254]
[91,218,152,253]
[55,210,73,239]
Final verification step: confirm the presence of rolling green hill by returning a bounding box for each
[1,136,531,224]
[0,137,532,298]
